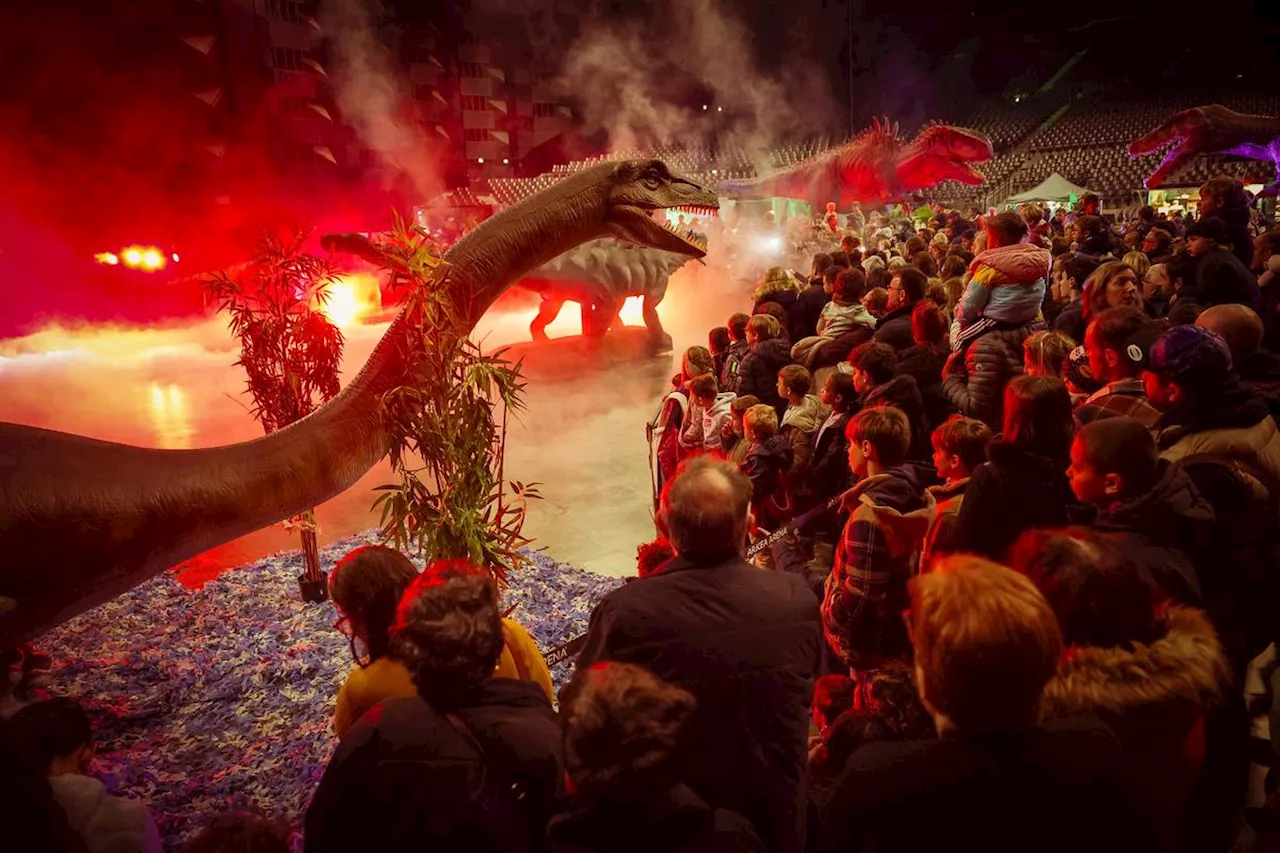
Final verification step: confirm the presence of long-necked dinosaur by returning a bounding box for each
[0,159,717,648]
[721,120,993,206]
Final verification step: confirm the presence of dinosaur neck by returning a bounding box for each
[0,165,615,647]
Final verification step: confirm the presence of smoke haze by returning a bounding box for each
[320,0,440,200]
[555,0,840,159]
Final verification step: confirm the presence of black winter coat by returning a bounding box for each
[808,718,1160,853]
[1194,250,1261,311]
[736,338,793,417]
[1093,460,1216,603]
[863,374,932,461]
[896,342,954,434]
[796,284,832,339]
[871,301,916,351]
[547,784,763,853]
[952,438,1078,562]
[305,682,562,853]
[809,412,853,501]
[575,552,822,853]
[942,324,1035,428]
[1052,300,1085,344]
[754,289,803,342]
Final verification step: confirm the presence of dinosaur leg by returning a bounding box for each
[642,297,673,353]
[530,296,564,341]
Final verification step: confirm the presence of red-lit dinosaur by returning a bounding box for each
[1130,104,1280,190]
[721,119,994,206]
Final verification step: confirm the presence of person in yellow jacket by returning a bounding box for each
[329,545,554,739]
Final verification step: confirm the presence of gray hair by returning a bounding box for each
[659,456,752,558]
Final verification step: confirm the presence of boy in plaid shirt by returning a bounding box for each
[822,407,935,678]
[1073,306,1163,429]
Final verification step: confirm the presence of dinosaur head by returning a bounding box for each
[603,159,718,259]
[897,124,994,189]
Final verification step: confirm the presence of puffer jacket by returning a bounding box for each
[1041,606,1231,852]
[959,243,1051,326]
[736,338,792,417]
[942,324,1035,428]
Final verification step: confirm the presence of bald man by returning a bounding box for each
[1197,304,1280,418]
[574,456,821,853]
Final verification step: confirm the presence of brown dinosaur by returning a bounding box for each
[0,159,716,648]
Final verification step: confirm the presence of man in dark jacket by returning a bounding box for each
[809,557,1158,853]
[1068,417,1214,602]
[871,267,927,351]
[1197,303,1280,420]
[736,314,793,417]
[575,457,822,853]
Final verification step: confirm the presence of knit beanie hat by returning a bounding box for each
[1147,324,1233,390]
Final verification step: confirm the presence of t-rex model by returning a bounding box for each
[519,236,707,350]
[1130,104,1280,190]
[0,160,717,649]
[721,119,994,206]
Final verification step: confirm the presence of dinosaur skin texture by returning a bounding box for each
[520,236,707,349]
[722,120,993,207]
[0,159,717,649]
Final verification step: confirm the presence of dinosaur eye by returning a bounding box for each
[642,167,662,188]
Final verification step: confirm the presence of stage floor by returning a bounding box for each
[0,268,738,585]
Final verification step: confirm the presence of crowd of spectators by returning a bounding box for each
[7,172,1280,853]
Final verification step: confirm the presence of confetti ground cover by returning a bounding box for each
[35,530,621,850]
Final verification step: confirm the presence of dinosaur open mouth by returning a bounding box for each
[609,204,715,258]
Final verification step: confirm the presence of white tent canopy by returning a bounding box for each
[1005,173,1093,205]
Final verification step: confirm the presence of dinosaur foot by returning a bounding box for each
[648,332,674,355]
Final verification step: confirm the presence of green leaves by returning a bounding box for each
[367,216,538,584]
[199,225,345,436]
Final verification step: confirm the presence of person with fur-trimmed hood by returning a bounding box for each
[1012,529,1235,853]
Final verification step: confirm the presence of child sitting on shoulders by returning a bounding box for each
[954,211,1051,351]
[740,403,795,530]
[680,373,735,453]
[777,364,829,476]
[923,416,992,562]
[721,394,760,464]
[792,268,877,367]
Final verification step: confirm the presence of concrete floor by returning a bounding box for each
[0,262,740,584]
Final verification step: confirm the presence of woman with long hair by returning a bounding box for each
[1082,261,1143,327]
[329,546,553,739]
[951,376,1080,561]
[309,561,562,853]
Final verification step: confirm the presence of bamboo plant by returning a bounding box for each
[203,227,343,600]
